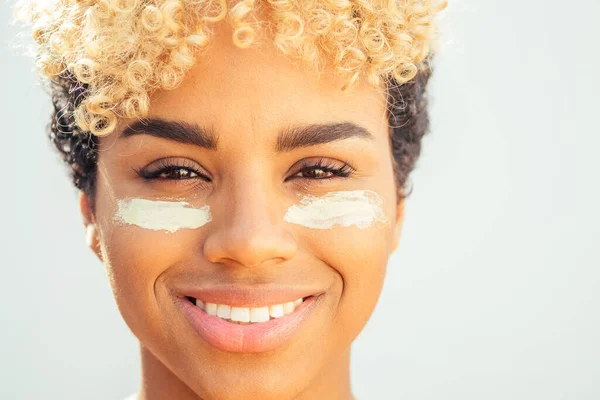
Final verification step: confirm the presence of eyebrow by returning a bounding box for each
[276,122,374,152]
[119,118,218,150]
[118,118,374,151]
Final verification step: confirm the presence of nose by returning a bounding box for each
[202,183,298,268]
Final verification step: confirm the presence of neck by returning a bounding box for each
[137,344,355,400]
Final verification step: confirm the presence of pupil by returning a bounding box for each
[159,168,192,179]
[312,168,328,178]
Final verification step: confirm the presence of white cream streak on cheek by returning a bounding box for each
[114,198,212,233]
[283,190,388,229]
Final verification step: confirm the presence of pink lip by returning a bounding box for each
[176,295,321,353]
[177,285,321,308]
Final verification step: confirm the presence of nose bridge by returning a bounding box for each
[228,176,278,230]
[202,168,297,268]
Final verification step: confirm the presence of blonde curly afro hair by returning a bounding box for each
[12,0,446,197]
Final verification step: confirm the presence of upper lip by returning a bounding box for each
[175,285,323,308]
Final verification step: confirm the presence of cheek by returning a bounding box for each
[97,212,201,341]
[299,202,395,341]
[302,222,392,350]
[284,190,388,230]
[315,224,391,297]
[286,190,393,292]
[98,197,210,300]
[115,198,212,232]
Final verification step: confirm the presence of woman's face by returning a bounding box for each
[82,24,405,400]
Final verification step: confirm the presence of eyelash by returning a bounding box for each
[287,157,354,181]
[134,158,204,181]
[135,157,355,182]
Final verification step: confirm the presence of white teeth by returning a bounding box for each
[282,301,296,315]
[196,297,306,323]
[230,307,250,322]
[250,307,271,323]
[205,302,218,316]
[216,304,231,319]
[269,304,285,318]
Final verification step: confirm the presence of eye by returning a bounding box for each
[134,158,210,181]
[287,157,355,181]
[155,167,199,180]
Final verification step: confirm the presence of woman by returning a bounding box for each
[14,0,446,398]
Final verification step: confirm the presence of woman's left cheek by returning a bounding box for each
[284,189,392,301]
[284,189,392,268]
[283,189,389,230]
[284,190,392,341]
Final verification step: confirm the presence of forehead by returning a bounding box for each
[137,23,389,146]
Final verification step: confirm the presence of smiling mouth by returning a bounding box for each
[184,296,311,324]
[177,291,321,352]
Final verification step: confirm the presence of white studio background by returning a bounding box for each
[1,0,599,399]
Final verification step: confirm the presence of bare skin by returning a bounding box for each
[80,21,405,400]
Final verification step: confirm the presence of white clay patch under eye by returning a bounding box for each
[283,190,388,229]
[114,198,212,233]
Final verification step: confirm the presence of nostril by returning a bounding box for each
[202,226,298,268]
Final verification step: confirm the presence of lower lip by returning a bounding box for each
[177,295,320,353]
